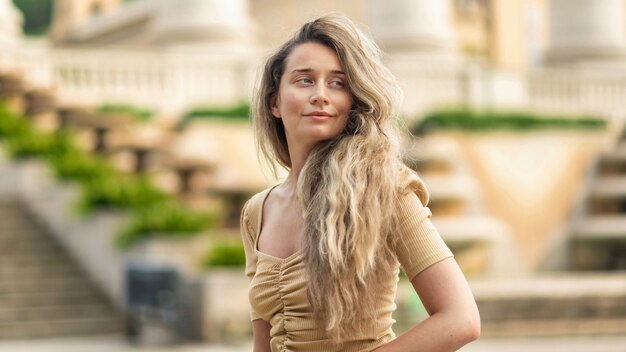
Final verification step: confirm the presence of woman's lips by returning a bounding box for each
[304,112,333,120]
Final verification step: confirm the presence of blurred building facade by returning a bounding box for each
[3,0,626,125]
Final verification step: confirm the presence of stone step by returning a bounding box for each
[0,239,62,253]
[481,317,626,338]
[0,228,50,239]
[0,264,81,281]
[0,252,72,268]
[571,215,626,240]
[0,259,76,274]
[0,245,67,260]
[0,289,108,308]
[0,233,58,246]
[478,294,626,321]
[0,276,94,295]
[0,208,28,217]
[0,304,117,323]
[590,175,626,198]
[0,317,123,340]
[472,273,626,324]
[598,153,626,175]
[0,219,48,232]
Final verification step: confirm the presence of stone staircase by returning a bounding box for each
[404,136,516,276]
[570,140,626,270]
[0,197,124,340]
[472,273,626,337]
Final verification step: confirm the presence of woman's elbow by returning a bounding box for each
[460,308,481,343]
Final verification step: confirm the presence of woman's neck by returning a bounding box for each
[282,139,315,194]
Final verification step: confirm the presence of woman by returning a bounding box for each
[241,14,480,352]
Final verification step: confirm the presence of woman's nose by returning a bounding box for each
[310,86,329,105]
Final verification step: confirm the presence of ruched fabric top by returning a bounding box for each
[240,169,453,352]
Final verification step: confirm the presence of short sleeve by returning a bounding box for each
[394,176,453,281]
[240,200,256,280]
[239,200,262,321]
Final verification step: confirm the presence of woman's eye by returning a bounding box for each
[297,78,313,85]
[330,80,345,88]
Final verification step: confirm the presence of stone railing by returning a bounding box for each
[528,67,626,123]
[0,40,255,116]
[3,39,626,129]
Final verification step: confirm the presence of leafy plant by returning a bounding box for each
[76,175,168,213]
[4,130,75,159]
[48,150,114,181]
[0,105,31,138]
[202,240,246,268]
[179,102,250,128]
[96,103,153,123]
[116,202,215,248]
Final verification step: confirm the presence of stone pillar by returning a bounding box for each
[545,0,626,64]
[50,0,121,43]
[366,0,456,54]
[0,0,23,46]
[150,0,254,52]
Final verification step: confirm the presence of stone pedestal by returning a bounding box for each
[545,0,626,65]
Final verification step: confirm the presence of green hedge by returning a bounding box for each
[96,103,153,122]
[48,150,115,181]
[179,102,250,128]
[412,107,607,134]
[202,240,246,268]
[76,175,169,214]
[116,202,215,249]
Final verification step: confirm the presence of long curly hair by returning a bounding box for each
[252,13,406,343]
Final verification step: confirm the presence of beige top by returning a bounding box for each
[240,170,453,352]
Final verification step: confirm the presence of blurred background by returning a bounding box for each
[1,0,626,351]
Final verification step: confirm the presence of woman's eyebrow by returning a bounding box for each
[290,68,346,75]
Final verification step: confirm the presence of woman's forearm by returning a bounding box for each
[252,319,272,352]
[375,257,481,351]
[375,311,480,352]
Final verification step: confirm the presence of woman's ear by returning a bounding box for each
[270,95,281,118]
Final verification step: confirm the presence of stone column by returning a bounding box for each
[366,0,456,54]
[545,0,626,64]
[150,0,254,52]
[0,0,23,46]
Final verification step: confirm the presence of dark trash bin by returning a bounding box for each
[125,261,183,344]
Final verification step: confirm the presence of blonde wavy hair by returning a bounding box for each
[253,14,406,343]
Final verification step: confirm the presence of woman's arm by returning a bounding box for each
[375,257,481,352]
[252,319,272,352]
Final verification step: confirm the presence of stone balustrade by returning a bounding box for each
[1,41,253,116]
[4,40,626,129]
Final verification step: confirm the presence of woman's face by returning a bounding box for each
[271,42,353,150]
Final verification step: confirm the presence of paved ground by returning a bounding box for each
[2,335,626,352]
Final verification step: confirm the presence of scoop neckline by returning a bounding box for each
[253,184,305,262]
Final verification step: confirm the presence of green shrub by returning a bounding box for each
[96,103,153,122]
[412,107,607,134]
[179,102,250,128]
[76,175,168,213]
[202,240,246,268]
[48,150,114,181]
[116,202,215,248]
[0,105,31,138]
[5,130,75,159]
